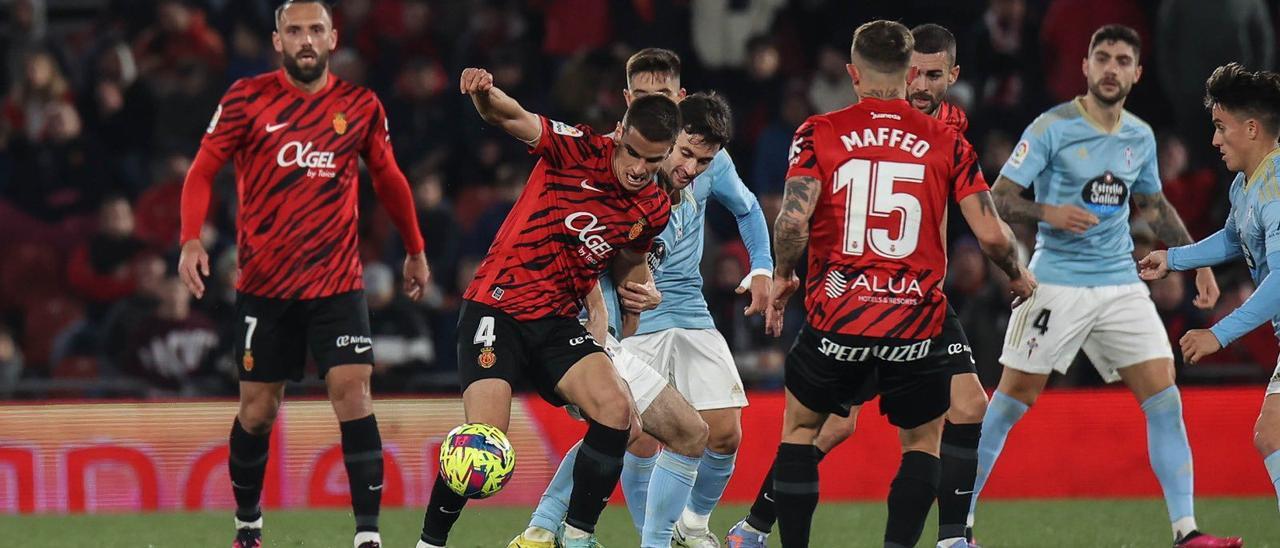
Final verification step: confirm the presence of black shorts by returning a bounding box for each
[456,300,604,407]
[784,308,973,429]
[234,290,374,383]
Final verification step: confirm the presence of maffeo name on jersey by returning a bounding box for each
[818,336,932,363]
[840,125,931,158]
[278,141,338,178]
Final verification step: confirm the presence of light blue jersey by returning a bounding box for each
[1169,148,1280,346]
[600,149,772,335]
[1001,98,1161,286]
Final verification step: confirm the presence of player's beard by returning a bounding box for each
[910,91,941,116]
[1088,78,1129,106]
[283,47,328,84]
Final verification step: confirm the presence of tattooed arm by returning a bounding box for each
[773,176,821,278]
[993,176,1099,233]
[959,191,1036,303]
[1134,191,1220,309]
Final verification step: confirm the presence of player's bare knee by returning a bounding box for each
[1255,415,1280,455]
[668,417,709,458]
[707,420,741,454]
[949,390,989,424]
[238,401,279,434]
[629,430,662,457]
[584,392,633,430]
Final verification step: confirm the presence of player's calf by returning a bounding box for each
[886,416,945,548]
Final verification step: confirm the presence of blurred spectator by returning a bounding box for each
[66,196,148,314]
[534,0,611,57]
[413,170,461,295]
[0,325,23,399]
[115,276,220,395]
[1158,0,1274,166]
[365,262,435,392]
[3,49,79,145]
[1039,0,1150,104]
[690,0,785,70]
[1202,278,1280,371]
[962,0,1046,133]
[945,237,1010,383]
[2,0,58,95]
[730,37,787,146]
[133,154,189,248]
[1154,134,1220,240]
[225,20,274,82]
[80,41,156,194]
[807,45,856,114]
[1149,271,1205,368]
[95,252,168,365]
[751,90,811,223]
[133,0,226,86]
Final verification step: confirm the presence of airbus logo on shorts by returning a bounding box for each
[278,141,337,169]
[818,337,931,363]
[336,335,373,348]
[565,212,613,263]
[947,343,971,355]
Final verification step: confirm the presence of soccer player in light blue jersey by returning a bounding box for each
[1140,62,1280,520]
[970,25,1241,547]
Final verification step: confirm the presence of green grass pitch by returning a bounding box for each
[6,498,1276,547]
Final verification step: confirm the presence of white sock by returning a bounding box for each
[235,516,263,530]
[353,531,381,547]
[1172,516,1198,540]
[563,524,591,540]
[679,508,710,531]
[415,541,443,548]
[937,538,968,548]
[523,526,555,542]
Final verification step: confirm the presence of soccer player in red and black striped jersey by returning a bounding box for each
[415,69,678,548]
[759,21,1034,548]
[177,2,428,548]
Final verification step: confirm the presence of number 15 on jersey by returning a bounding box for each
[833,159,924,259]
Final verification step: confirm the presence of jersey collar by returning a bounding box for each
[1246,147,1280,188]
[276,68,337,99]
[1073,96,1123,134]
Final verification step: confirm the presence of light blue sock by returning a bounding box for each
[1141,385,1195,527]
[621,451,659,533]
[687,449,736,517]
[529,442,579,533]
[642,450,700,548]
[1265,450,1280,512]
[970,391,1029,520]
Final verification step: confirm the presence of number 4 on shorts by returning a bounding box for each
[474,316,496,346]
[1032,309,1051,335]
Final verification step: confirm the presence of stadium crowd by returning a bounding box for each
[1,0,1278,399]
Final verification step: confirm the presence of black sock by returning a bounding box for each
[340,414,383,533]
[420,472,468,546]
[229,417,269,523]
[884,451,941,548]
[746,447,824,533]
[773,443,820,548]
[938,421,981,541]
[565,420,629,533]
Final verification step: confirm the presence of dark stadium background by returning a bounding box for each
[2,0,1279,401]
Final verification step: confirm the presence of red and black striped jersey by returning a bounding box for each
[935,101,969,135]
[787,97,987,340]
[463,116,671,320]
[199,70,396,299]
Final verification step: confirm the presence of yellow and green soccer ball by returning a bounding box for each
[438,423,516,498]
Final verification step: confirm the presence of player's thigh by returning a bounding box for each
[782,387,829,444]
[949,372,989,424]
[782,325,877,432]
[899,415,946,457]
[304,290,376,379]
[606,335,666,418]
[999,283,1095,377]
[814,407,861,454]
[456,300,528,410]
[554,351,632,429]
[1255,393,1280,454]
[462,378,514,431]
[621,329,677,379]
[1083,284,1175,385]
[666,328,749,412]
[235,292,307,384]
[640,385,709,458]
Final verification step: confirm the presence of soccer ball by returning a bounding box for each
[438,423,516,499]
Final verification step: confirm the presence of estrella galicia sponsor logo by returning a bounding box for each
[1081,172,1128,217]
[646,238,668,272]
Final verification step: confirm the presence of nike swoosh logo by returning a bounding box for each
[954,489,974,495]
[354,345,372,354]
[763,493,773,502]
[265,122,288,133]
[368,484,383,491]
[580,179,604,192]
[231,481,255,490]
[439,506,461,514]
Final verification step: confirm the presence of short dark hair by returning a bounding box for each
[1089,24,1141,59]
[1204,62,1280,135]
[679,91,733,147]
[911,23,956,66]
[851,20,914,74]
[623,94,682,144]
[275,0,334,29]
[626,48,682,84]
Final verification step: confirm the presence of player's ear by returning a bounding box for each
[846,63,859,86]
[1133,63,1142,84]
[949,64,960,85]
[623,88,633,107]
[1247,118,1259,140]
[1081,56,1089,79]
[272,30,283,54]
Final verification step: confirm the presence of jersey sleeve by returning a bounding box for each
[529,115,610,169]
[708,150,774,272]
[199,79,252,163]
[951,134,990,202]
[360,94,394,164]
[1000,117,1054,188]
[785,116,826,183]
[361,96,425,255]
[1132,131,1162,194]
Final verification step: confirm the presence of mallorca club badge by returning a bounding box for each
[332,112,348,135]
[478,347,497,368]
[627,219,647,241]
[242,350,255,372]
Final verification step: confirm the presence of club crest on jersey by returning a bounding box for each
[332,112,348,135]
[478,347,497,368]
[627,219,646,241]
[242,350,254,371]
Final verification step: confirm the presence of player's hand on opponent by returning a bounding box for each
[1138,250,1170,280]
[765,273,801,337]
[178,239,210,299]
[1042,203,1099,234]
[459,67,494,96]
[1008,264,1037,308]
[1192,267,1219,310]
[737,272,772,316]
[618,280,662,313]
[403,252,431,302]
[1180,329,1223,364]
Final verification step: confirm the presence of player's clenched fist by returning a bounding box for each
[1008,264,1037,308]
[459,67,494,95]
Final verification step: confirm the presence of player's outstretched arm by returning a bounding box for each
[459,67,541,145]
[958,190,1037,303]
[1134,191,1220,309]
[1140,228,1242,281]
[611,249,660,338]
[766,175,820,336]
[992,176,1098,233]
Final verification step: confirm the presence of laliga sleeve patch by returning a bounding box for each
[206,104,222,134]
[1008,140,1030,168]
[550,120,583,137]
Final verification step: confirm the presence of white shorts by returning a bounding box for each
[999,283,1173,383]
[1268,354,1280,396]
[605,334,667,414]
[622,328,748,410]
